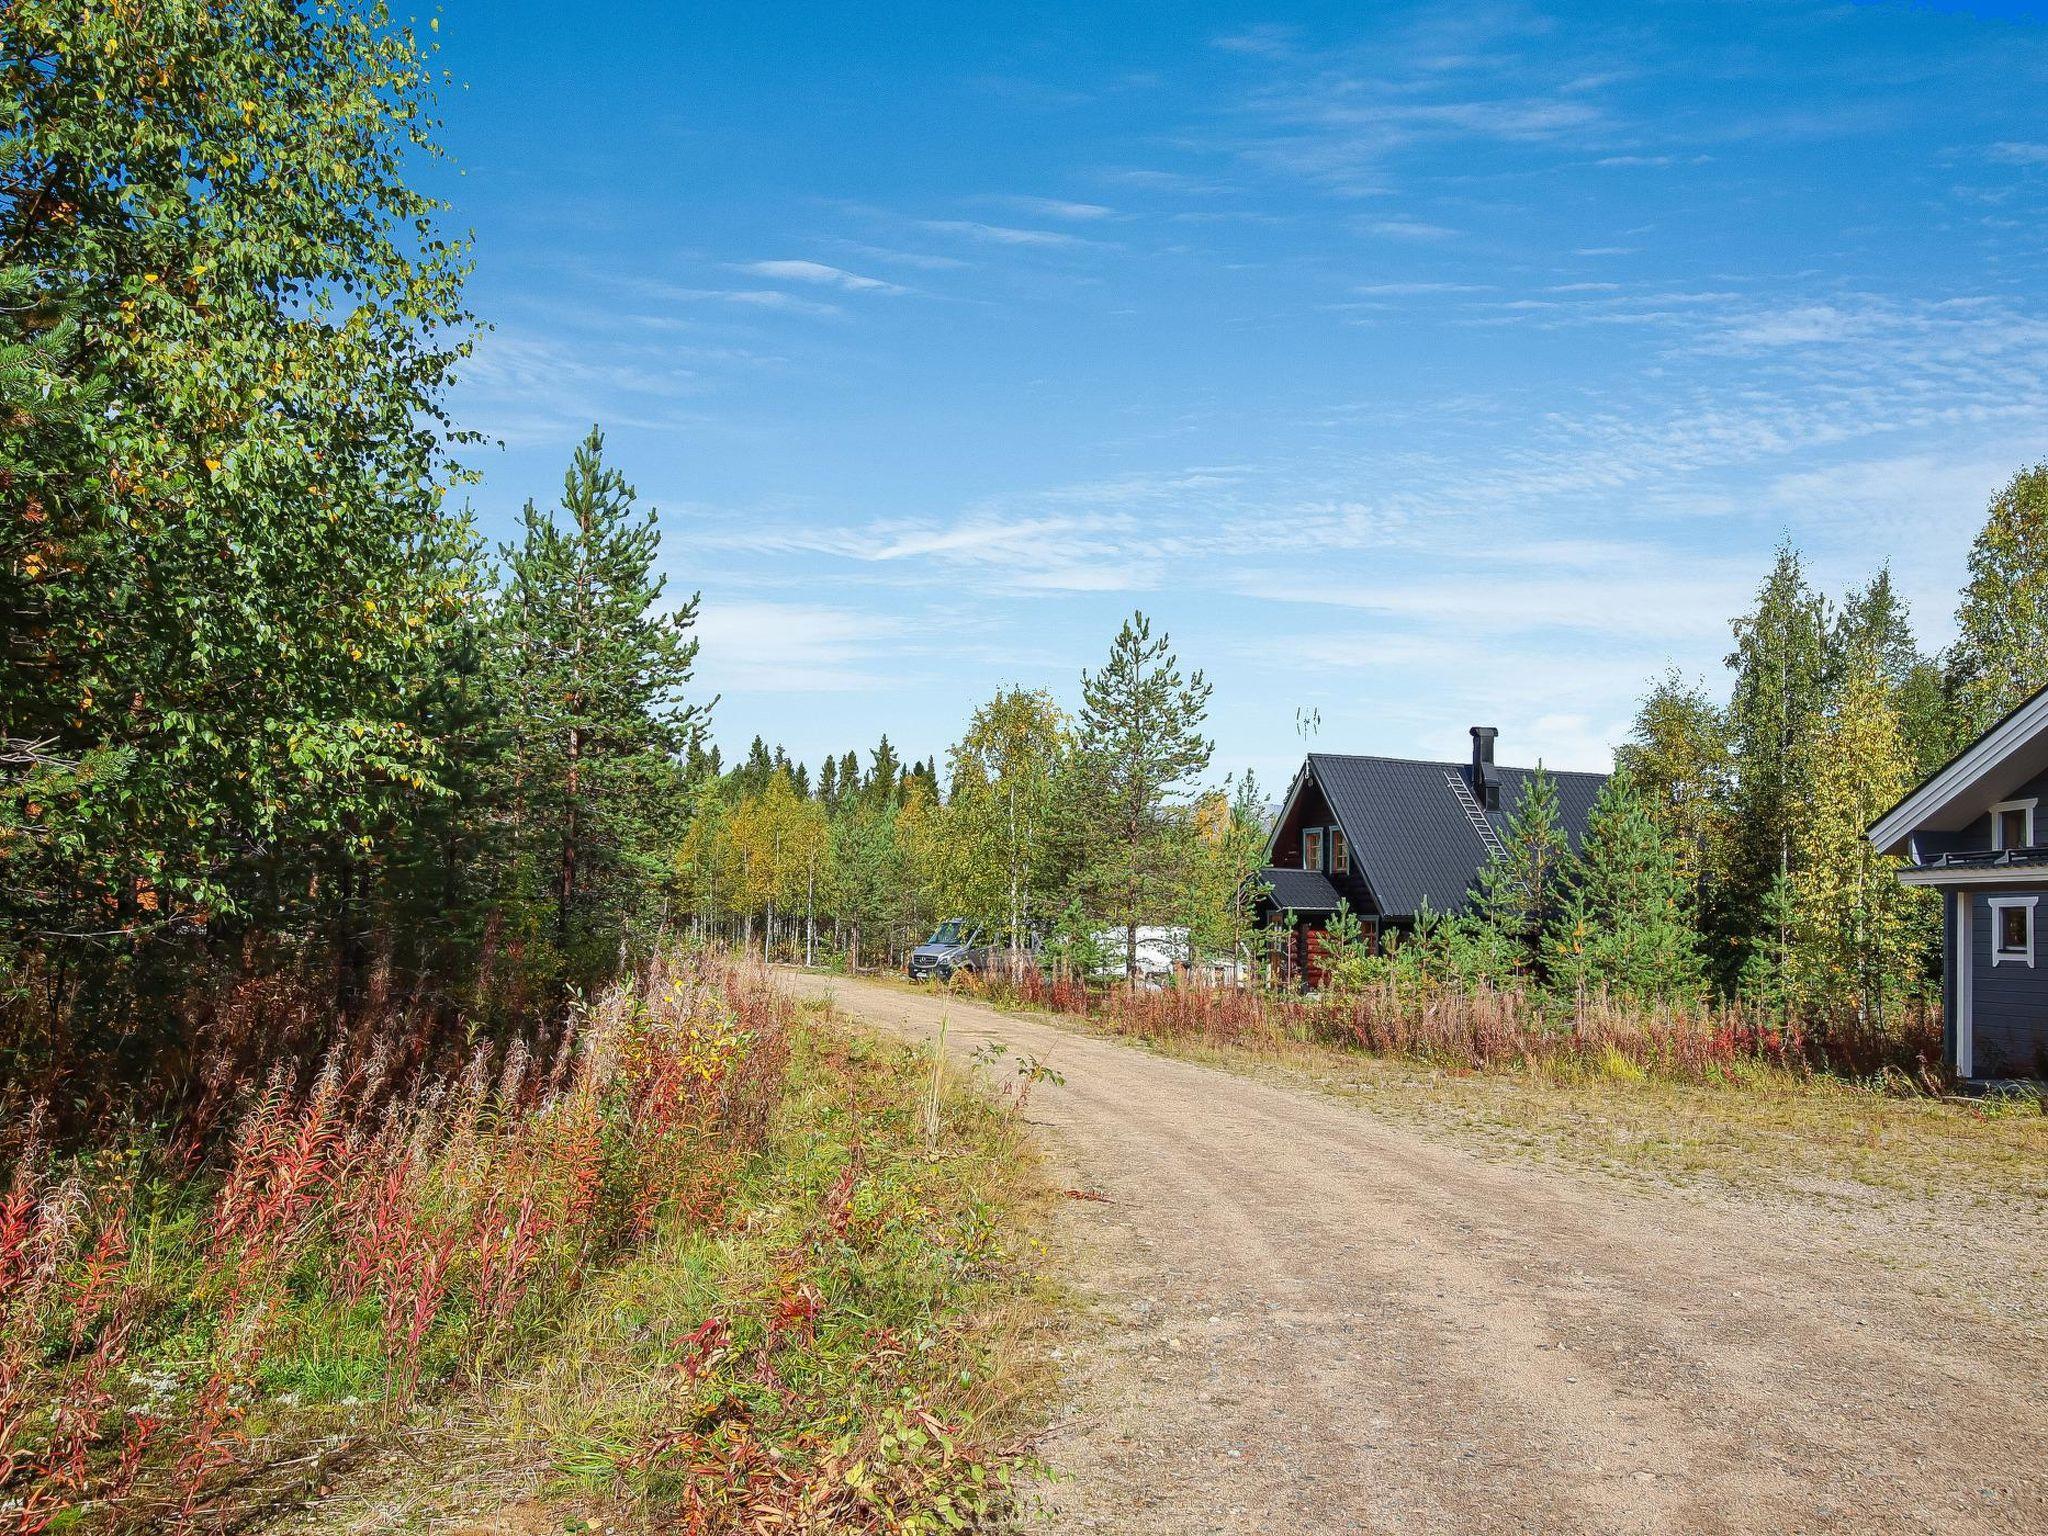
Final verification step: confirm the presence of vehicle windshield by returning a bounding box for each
[928,918,974,946]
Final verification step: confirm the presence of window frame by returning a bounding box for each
[1991,798,2038,851]
[1329,827,1349,876]
[1301,827,1324,873]
[1989,895,2037,968]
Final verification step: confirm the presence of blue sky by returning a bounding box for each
[430,0,2048,786]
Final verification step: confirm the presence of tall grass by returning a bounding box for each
[971,969,1943,1086]
[0,952,791,1533]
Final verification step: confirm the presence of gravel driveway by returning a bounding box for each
[787,971,2046,1536]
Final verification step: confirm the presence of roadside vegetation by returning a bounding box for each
[1,955,1050,1533]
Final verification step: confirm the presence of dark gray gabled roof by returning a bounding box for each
[1301,752,1608,921]
[1254,867,1343,913]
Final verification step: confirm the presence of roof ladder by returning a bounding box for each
[1444,770,1506,860]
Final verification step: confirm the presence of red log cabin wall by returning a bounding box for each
[1270,775,1335,871]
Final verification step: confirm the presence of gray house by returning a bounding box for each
[1254,728,1607,985]
[1871,683,2048,1082]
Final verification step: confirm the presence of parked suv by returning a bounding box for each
[906,919,1040,981]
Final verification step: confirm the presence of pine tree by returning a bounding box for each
[500,427,705,977]
[1543,774,1706,1006]
[1074,613,1213,977]
[1951,463,2048,733]
[818,755,839,806]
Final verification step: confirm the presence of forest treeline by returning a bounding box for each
[689,467,2048,1053]
[9,0,2048,1125]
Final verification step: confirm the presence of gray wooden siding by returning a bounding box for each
[1942,891,1957,1075]
[1966,889,2048,1078]
[1949,765,2048,853]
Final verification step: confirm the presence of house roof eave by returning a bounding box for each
[1869,681,2048,854]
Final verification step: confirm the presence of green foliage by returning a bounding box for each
[1464,766,1571,983]
[1179,773,1276,977]
[2,0,484,1044]
[498,427,705,983]
[1072,611,1214,976]
[1785,642,1933,1029]
[943,688,1073,950]
[1618,668,1733,914]
[1722,544,1832,954]
[1542,773,1707,1006]
[1952,463,2048,734]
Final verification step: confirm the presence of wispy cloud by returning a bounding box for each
[691,602,914,694]
[986,195,1118,221]
[1987,141,2048,165]
[1365,218,1458,240]
[916,219,1096,247]
[737,259,906,294]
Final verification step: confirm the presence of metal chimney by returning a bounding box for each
[1470,726,1500,810]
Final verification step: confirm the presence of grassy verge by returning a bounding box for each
[2,956,1056,1535]
[935,972,2044,1209]
[284,992,1059,1535]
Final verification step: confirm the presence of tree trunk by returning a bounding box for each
[559,721,580,954]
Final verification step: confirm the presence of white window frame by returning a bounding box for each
[1301,827,1324,873]
[1329,827,1349,876]
[1991,797,2037,851]
[1988,895,2037,967]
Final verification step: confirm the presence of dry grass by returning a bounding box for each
[276,992,1063,1536]
[921,970,2041,1210]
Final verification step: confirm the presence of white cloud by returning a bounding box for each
[691,603,912,694]
[989,196,1118,221]
[737,259,905,294]
[1988,142,2048,165]
[1366,218,1458,241]
[715,289,845,318]
[917,219,1093,247]
[1355,281,1488,294]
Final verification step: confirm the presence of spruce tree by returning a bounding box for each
[500,427,706,977]
[1951,463,2048,733]
[866,736,903,808]
[1837,567,1955,776]
[1542,774,1706,1005]
[1073,613,1213,977]
[1723,544,1830,966]
[1467,765,1571,982]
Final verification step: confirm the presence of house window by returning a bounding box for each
[1301,827,1324,872]
[1330,828,1349,876]
[1994,799,2037,851]
[1990,896,2037,967]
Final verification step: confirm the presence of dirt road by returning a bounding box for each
[787,972,2045,1536]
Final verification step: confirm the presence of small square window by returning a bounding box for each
[2001,905,2028,954]
[1990,897,2036,967]
[1330,828,1349,876]
[1301,827,1323,872]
